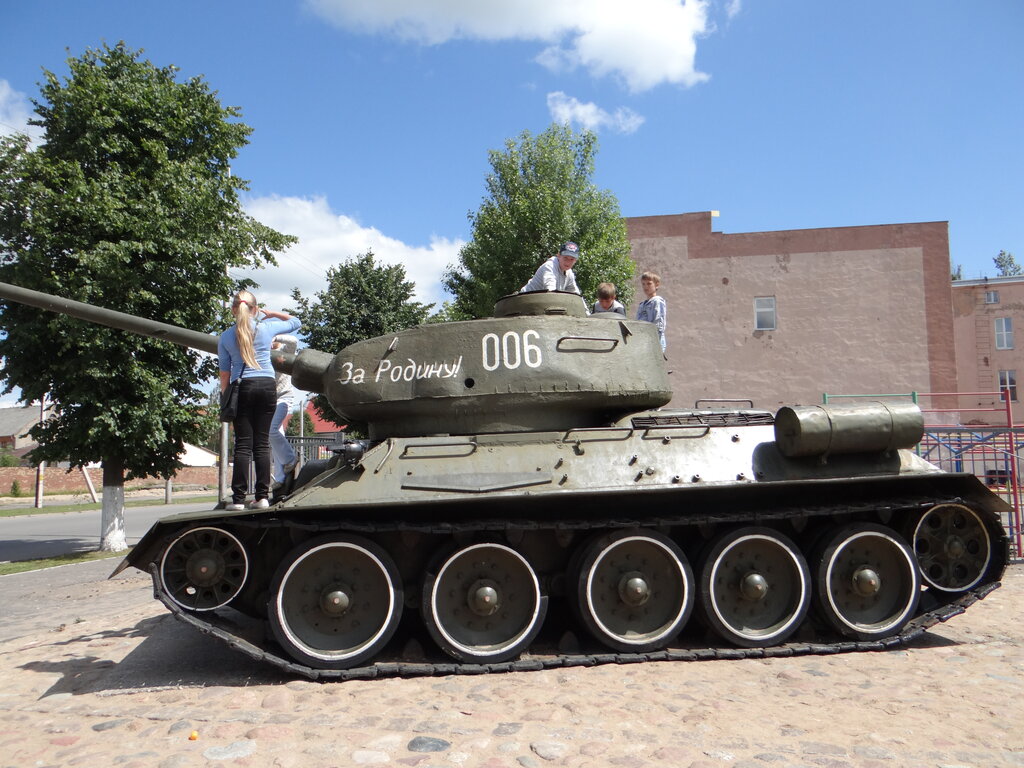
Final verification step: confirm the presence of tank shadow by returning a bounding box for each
[21,614,290,697]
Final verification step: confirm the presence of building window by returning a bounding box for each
[754,297,776,331]
[1000,370,1018,402]
[995,317,1014,350]
[985,290,1000,304]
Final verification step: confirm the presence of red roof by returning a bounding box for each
[305,401,345,434]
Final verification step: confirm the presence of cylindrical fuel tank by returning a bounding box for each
[774,402,924,458]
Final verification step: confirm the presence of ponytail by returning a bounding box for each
[232,291,261,369]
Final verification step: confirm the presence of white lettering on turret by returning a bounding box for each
[482,330,543,371]
[338,361,366,384]
[357,356,463,386]
[443,356,463,378]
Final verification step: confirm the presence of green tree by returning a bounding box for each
[200,388,226,454]
[951,263,963,281]
[0,43,295,550]
[994,250,1021,277]
[290,250,432,431]
[443,123,635,319]
[285,406,315,438]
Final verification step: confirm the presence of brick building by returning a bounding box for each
[951,275,1024,425]
[624,211,957,413]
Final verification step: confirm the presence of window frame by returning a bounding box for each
[1000,369,1018,402]
[995,317,1014,350]
[754,296,776,331]
[985,290,1000,304]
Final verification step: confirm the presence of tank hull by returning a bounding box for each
[120,408,1009,679]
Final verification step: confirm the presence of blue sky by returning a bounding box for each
[1,0,1022,317]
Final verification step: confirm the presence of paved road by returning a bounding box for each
[1,559,1022,766]
[0,499,216,562]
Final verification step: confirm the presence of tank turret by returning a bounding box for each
[0,282,669,439]
[0,279,1009,680]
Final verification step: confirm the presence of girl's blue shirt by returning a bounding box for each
[218,316,302,382]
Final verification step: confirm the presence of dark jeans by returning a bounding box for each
[232,376,277,503]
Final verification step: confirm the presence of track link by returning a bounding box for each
[151,565,1000,681]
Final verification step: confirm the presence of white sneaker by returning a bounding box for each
[225,502,246,511]
[248,498,270,510]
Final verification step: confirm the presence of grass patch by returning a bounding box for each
[0,494,218,519]
[0,547,130,576]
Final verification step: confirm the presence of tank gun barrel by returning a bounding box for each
[0,280,334,394]
[0,280,220,355]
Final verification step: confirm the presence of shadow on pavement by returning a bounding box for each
[22,614,290,696]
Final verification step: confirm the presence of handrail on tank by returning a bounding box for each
[822,391,919,404]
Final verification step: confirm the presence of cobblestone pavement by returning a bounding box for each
[1,563,1023,767]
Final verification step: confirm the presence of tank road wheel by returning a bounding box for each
[814,523,920,640]
[160,526,249,611]
[575,529,694,653]
[698,527,811,648]
[423,543,547,664]
[911,503,992,592]
[268,535,403,669]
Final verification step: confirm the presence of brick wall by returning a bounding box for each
[0,466,218,495]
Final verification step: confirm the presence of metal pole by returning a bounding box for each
[298,395,307,468]
[1003,387,1022,557]
[219,422,230,504]
[81,466,99,503]
[33,398,45,508]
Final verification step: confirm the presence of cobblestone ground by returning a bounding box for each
[1,564,1023,767]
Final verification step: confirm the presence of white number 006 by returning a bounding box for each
[481,330,542,371]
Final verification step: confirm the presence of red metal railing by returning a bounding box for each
[823,389,1023,557]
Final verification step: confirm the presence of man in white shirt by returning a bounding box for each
[520,241,582,294]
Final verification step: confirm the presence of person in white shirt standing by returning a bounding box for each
[520,241,582,294]
[270,333,299,489]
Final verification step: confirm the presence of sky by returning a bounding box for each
[0,1,1022,372]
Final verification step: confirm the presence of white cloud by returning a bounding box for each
[240,195,463,314]
[547,92,645,134]
[0,80,44,143]
[306,0,710,92]
[726,0,742,19]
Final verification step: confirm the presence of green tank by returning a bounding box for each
[0,282,1009,679]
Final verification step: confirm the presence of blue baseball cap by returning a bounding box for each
[559,241,580,259]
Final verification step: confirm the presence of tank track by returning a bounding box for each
[144,491,1008,681]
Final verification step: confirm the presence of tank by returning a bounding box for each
[0,281,1010,680]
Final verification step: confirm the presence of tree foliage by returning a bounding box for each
[0,43,295,536]
[290,250,432,430]
[994,250,1021,277]
[443,123,635,319]
[285,406,315,438]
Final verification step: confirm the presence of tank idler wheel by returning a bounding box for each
[268,535,403,669]
[911,503,992,592]
[814,523,920,640]
[423,542,547,664]
[575,529,694,653]
[160,526,249,612]
[698,527,811,648]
